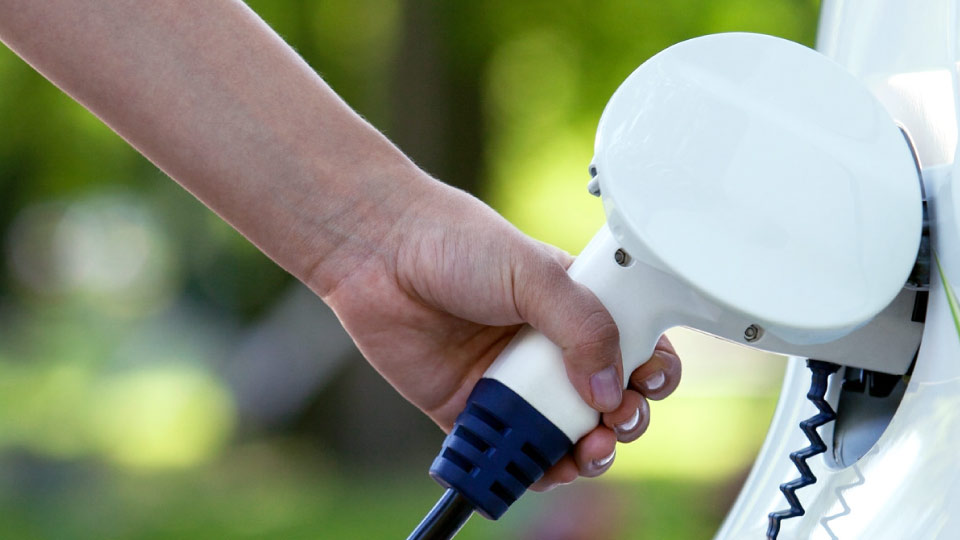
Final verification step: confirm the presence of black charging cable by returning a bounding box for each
[407,488,475,540]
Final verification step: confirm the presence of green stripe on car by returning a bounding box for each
[935,253,960,342]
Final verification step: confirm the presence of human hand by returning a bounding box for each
[320,179,682,490]
[0,0,679,489]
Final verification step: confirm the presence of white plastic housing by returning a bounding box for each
[717,3,960,536]
[484,33,922,443]
[596,33,921,344]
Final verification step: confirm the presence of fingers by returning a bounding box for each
[573,426,618,477]
[530,426,619,492]
[530,336,680,492]
[602,389,650,443]
[532,392,653,491]
[530,455,579,492]
[512,248,623,413]
[629,335,682,401]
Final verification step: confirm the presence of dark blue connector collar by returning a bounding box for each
[429,378,572,520]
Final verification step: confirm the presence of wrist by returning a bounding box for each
[298,148,436,299]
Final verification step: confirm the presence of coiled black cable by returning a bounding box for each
[407,488,475,540]
[767,359,840,539]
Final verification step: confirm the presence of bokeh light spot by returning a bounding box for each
[90,364,235,468]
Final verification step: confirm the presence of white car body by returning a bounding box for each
[716,1,960,538]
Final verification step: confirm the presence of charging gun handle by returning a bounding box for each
[427,224,693,520]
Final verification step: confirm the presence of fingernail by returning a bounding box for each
[590,365,622,410]
[590,449,616,473]
[615,408,641,435]
[641,370,666,393]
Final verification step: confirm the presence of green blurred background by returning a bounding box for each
[0,1,819,538]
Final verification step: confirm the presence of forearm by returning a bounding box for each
[0,0,430,294]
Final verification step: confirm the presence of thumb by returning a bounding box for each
[512,244,623,413]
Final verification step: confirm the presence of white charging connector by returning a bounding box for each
[418,33,923,537]
[488,32,922,443]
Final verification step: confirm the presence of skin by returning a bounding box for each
[0,0,682,490]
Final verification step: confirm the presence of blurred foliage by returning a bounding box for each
[0,0,817,538]
[0,445,733,539]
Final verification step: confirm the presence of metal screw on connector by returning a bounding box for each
[614,248,631,267]
[744,324,763,343]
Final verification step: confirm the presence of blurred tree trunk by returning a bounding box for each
[388,0,484,194]
[311,0,489,467]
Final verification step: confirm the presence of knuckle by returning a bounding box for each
[538,257,571,289]
[571,309,620,356]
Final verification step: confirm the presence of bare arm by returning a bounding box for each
[0,0,419,293]
[0,0,682,488]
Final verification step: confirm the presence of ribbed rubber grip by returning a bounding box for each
[428,378,572,519]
